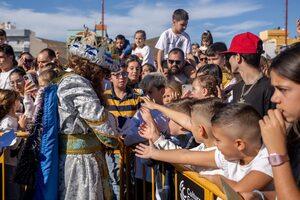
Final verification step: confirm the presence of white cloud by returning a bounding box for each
[211,20,272,38]
[189,1,262,20]
[0,1,264,42]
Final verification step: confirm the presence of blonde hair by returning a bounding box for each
[0,89,19,121]
[38,69,58,87]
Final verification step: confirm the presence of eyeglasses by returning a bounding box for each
[111,71,128,78]
[199,57,208,62]
[168,59,182,65]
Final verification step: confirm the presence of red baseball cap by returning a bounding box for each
[221,32,263,54]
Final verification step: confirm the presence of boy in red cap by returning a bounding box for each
[222,32,275,116]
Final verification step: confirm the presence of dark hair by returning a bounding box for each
[115,34,125,41]
[142,63,156,72]
[0,29,7,37]
[40,48,56,60]
[270,42,300,84]
[139,72,166,92]
[19,51,33,58]
[192,43,200,48]
[0,44,17,66]
[172,9,189,21]
[168,48,184,60]
[201,30,213,46]
[196,64,223,86]
[206,42,227,57]
[240,53,261,69]
[135,30,146,40]
[10,67,26,77]
[211,103,261,138]
[125,54,141,67]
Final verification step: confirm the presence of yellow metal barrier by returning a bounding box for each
[0,151,5,200]
[172,164,226,200]
[118,146,226,200]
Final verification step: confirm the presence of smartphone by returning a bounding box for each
[23,73,36,84]
[182,84,192,94]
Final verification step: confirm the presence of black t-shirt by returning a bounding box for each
[287,121,300,187]
[232,76,275,117]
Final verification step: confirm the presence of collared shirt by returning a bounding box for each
[104,86,140,128]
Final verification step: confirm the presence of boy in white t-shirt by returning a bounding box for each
[135,103,273,193]
[155,9,192,73]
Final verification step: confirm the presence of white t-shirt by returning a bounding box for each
[155,28,191,59]
[214,145,273,182]
[0,68,14,90]
[132,45,155,66]
[0,114,21,166]
[0,115,18,132]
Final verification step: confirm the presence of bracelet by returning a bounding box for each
[253,189,265,200]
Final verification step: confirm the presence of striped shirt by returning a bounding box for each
[104,86,141,128]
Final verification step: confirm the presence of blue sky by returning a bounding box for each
[0,0,299,45]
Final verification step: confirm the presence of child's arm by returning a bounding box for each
[156,49,164,73]
[141,96,192,131]
[135,142,217,168]
[203,171,273,193]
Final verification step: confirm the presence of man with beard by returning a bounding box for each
[167,48,189,84]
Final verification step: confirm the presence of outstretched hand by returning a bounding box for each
[135,140,156,159]
[259,109,287,154]
[140,96,158,110]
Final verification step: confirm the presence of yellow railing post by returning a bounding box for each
[151,166,155,200]
[0,151,5,200]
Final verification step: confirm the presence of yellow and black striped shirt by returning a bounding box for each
[104,87,141,127]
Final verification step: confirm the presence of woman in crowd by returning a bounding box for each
[257,43,300,200]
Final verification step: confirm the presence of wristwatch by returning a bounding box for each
[268,153,290,167]
[252,190,265,200]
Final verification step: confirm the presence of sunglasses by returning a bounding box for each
[168,59,182,65]
[111,71,128,78]
[199,57,207,62]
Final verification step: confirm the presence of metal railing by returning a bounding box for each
[0,144,226,200]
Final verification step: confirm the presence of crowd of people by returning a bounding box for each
[0,8,300,200]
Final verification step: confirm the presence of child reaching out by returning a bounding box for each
[139,98,225,175]
[135,103,273,193]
